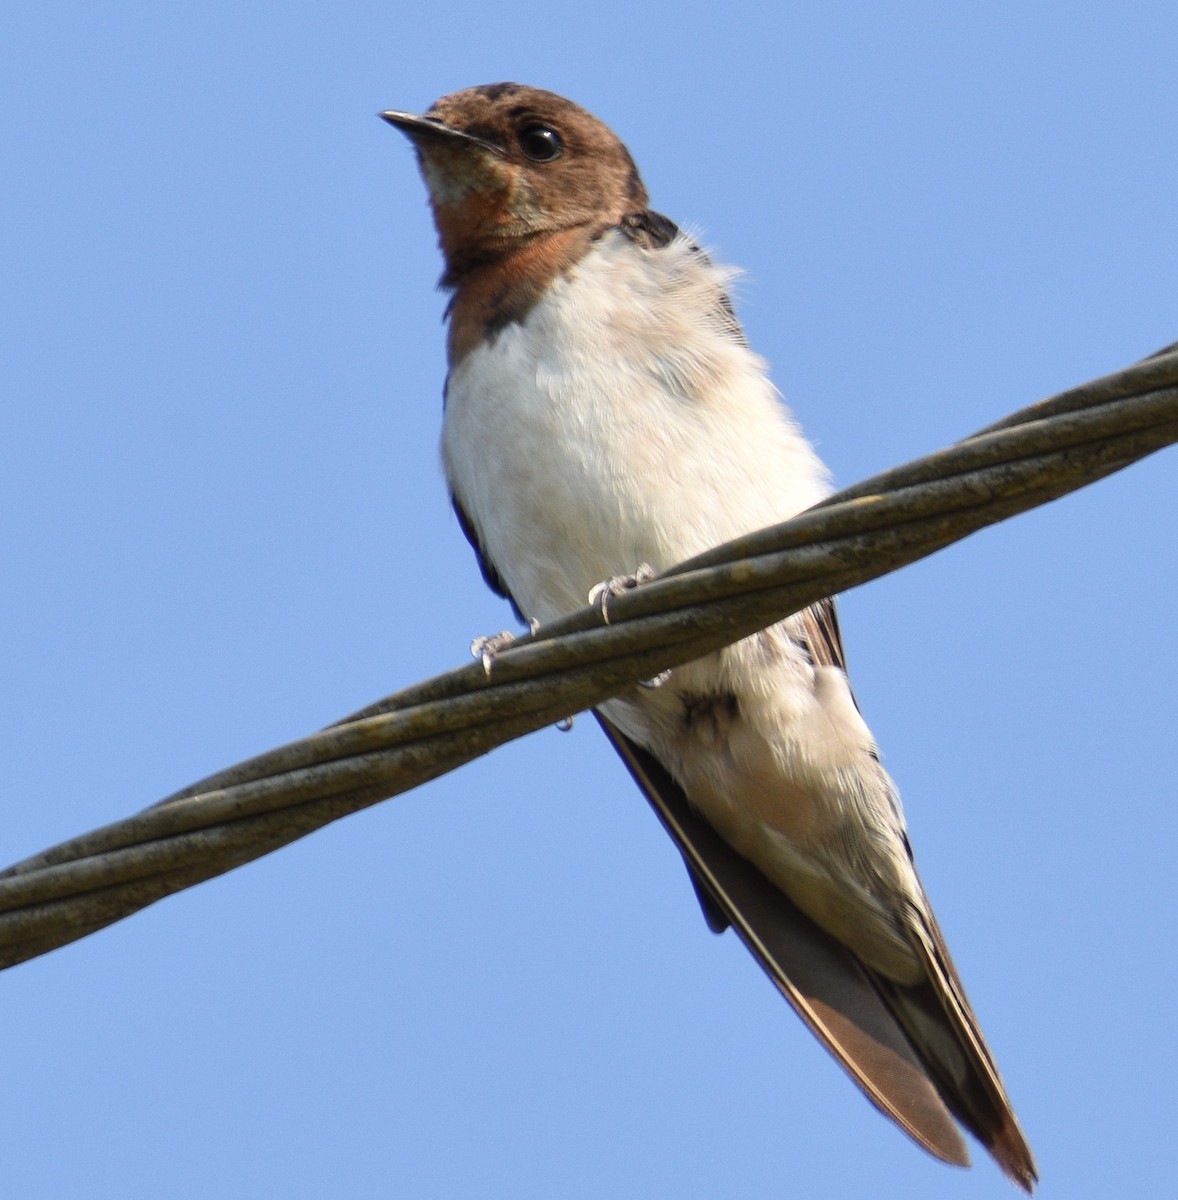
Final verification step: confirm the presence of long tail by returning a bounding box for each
[596,714,1037,1191]
[871,903,1037,1189]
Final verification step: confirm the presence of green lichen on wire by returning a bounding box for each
[0,343,1175,970]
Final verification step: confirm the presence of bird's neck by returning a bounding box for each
[443,225,603,365]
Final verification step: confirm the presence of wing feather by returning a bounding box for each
[596,712,972,1168]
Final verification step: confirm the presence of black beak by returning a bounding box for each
[378,110,502,156]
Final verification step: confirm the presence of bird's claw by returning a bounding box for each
[470,630,517,676]
[470,620,541,676]
[587,563,657,624]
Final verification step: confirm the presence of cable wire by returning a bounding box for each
[1,343,1174,971]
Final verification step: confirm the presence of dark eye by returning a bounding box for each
[518,123,563,162]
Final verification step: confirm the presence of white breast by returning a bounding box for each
[441,229,830,623]
[441,230,925,969]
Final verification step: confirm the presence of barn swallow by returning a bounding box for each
[382,83,1036,1190]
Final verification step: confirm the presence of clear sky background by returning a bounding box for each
[3,4,1175,1198]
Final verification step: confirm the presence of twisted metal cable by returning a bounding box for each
[1,343,1174,971]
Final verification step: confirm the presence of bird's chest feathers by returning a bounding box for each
[441,234,826,620]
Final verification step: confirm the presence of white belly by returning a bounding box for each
[441,230,829,622]
[439,230,926,979]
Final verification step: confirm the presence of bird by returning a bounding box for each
[381,82,1036,1190]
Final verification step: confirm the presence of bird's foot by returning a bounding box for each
[470,619,540,676]
[588,563,657,625]
[470,630,515,675]
[587,564,671,688]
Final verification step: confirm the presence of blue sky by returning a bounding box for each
[2,4,1176,1197]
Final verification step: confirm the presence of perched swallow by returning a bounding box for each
[383,83,1036,1190]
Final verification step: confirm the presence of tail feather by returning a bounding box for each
[873,908,1037,1189]
[596,713,1036,1190]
